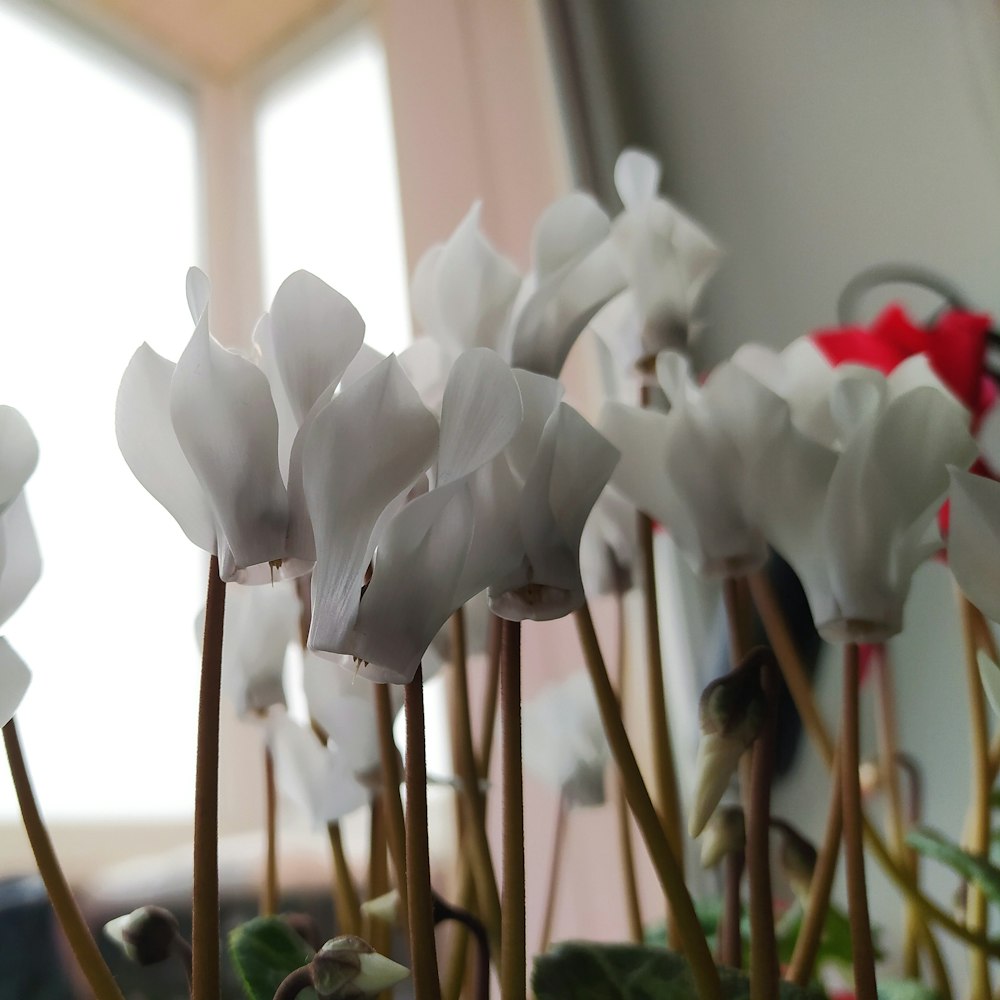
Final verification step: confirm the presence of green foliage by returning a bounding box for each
[876,982,943,1000]
[532,941,825,999]
[776,901,883,971]
[227,916,316,1000]
[907,826,1000,905]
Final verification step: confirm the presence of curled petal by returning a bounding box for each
[0,495,41,628]
[949,468,1000,624]
[342,343,388,390]
[170,312,289,579]
[398,338,451,415]
[598,402,671,524]
[269,271,366,423]
[613,148,662,208]
[185,266,210,323]
[115,344,215,552]
[0,406,38,513]
[350,483,475,684]
[0,639,30,727]
[306,356,439,654]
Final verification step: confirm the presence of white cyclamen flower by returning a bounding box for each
[116,268,365,583]
[947,468,1000,625]
[0,406,41,726]
[523,672,609,808]
[749,356,976,642]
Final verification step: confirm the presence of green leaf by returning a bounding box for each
[907,826,1000,905]
[532,941,825,999]
[228,916,316,1000]
[877,981,942,1000]
[776,901,883,970]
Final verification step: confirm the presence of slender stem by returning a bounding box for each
[368,797,391,990]
[575,604,721,1000]
[443,872,476,1000]
[747,654,778,1000]
[719,851,744,969]
[500,619,526,1000]
[433,893,491,1000]
[614,592,644,943]
[173,933,194,991]
[842,644,878,1000]
[747,572,991,955]
[637,511,684,880]
[192,555,226,1000]
[405,666,442,1000]
[272,966,313,1000]
[787,748,843,987]
[374,683,409,920]
[539,794,569,954]
[722,578,752,666]
[3,719,125,1000]
[261,744,279,917]
[872,650,919,978]
[479,613,504,769]
[327,822,361,936]
[449,609,502,953]
[958,592,992,1000]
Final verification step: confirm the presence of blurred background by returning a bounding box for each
[1,0,1000,995]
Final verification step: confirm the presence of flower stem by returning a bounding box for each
[575,604,721,1000]
[433,893,491,1000]
[479,613,504,767]
[261,744,279,916]
[747,653,779,1000]
[719,850,744,968]
[192,555,226,1000]
[374,683,409,921]
[449,609,502,954]
[3,718,125,1000]
[958,591,992,1000]
[539,793,569,954]
[327,821,361,936]
[271,965,313,1000]
[614,592,644,943]
[500,619,526,1000]
[404,665,442,1000]
[842,644,878,1000]
[637,511,685,915]
[787,746,842,986]
[368,797,392,984]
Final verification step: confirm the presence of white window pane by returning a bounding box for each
[257,19,412,356]
[0,6,201,819]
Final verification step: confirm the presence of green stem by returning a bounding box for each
[500,619,526,1000]
[3,718,126,1000]
[192,555,226,1000]
[404,666,442,1000]
[575,604,721,999]
[842,644,878,1000]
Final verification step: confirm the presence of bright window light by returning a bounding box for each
[257,19,412,356]
[0,6,201,819]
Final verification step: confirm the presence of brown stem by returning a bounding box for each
[842,644,878,1000]
[539,794,569,954]
[872,650,919,978]
[614,592,644,943]
[272,965,313,1000]
[719,851,744,969]
[433,893,491,1000]
[374,683,409,920]
[327,821,361,936]
[638,509,684,932]
[575,604,721,1000]
[261,744,279,916]
[787,748,843,986]
[405,666,442,1000]
[449,609,502,953]
[958,592,992,1000]
[500,619,526,1000]
[368,797,391,985]
[479,613,504,769]
[747,654,778,999]
[3,719,125,1000]
[192,555,226,1000]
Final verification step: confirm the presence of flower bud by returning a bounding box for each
[689,648,769,837]
[103,905,180,965]
[360,889,401,927]
[774,819,817,900]
[310,935,409,999]
[858,760,882,799]
[699,806,745,869]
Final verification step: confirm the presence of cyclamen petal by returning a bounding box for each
[268,270,366,423]
[0,494,42,628]
[948,468,1000,624]
[0,639,30,728]
[0,406,38,513]
[614,148,662,208]
[306,355,439,655]
[170,311,289,580]
[115,343,216,553]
